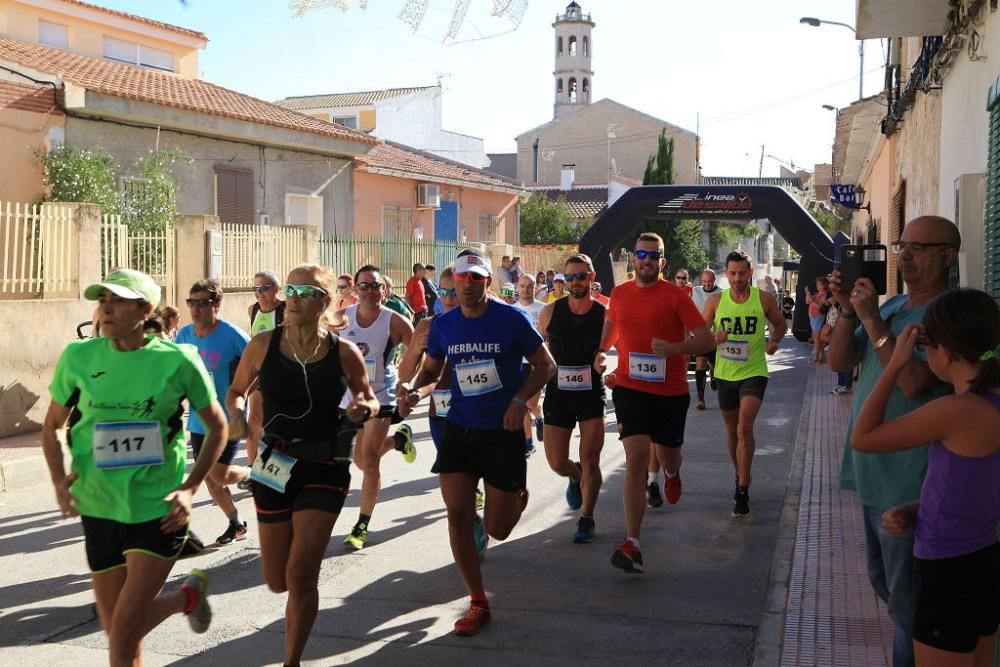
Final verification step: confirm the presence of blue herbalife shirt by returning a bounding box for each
[176,319,250,434]
[427,300,543,430]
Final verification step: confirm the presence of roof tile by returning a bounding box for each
[56,0,207,41]
[275,87,435,110]
[357,142,521,191]
[0,37,377,146]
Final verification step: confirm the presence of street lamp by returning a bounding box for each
[800,16,864,100]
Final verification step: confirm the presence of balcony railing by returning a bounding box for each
[882,36,943,135]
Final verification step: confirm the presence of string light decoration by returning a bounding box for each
[288,0,349,17]
[444,0,471,42]
[397,0,431,32]
[505,0,528,26]
[491,0,513,17]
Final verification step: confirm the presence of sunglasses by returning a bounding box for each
[284,284,328,299]
[253,284,274,293]
[564,271,591,282]
[337,284,350,290]
[590,285,601,291]
[675,275,688,281]
[454,272,487,282]
[634,250,663,260]
[186,298,218,308]
[438,287,457,297]
[356,281,383,291]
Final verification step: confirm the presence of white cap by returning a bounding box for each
[454,252,492,277]
[553,273,566,282]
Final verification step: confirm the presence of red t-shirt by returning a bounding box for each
[607,279,705,396]
[405,276,427,313]
[595,294,610,306]
[680,284,693,299]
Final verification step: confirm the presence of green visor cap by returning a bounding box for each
[84,269,161,308]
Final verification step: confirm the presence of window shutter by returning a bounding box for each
[215,167,254,225]
[984,98,1000,299]
[889,180,905,296]
[235,171,255,225]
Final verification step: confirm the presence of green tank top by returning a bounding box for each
[713,286,769,381]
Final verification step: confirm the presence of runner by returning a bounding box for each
[545,274,568,303]
[42,269,222,665]
[594,232,714,573]
[334,274,357,311]
[513,274,546,330]
[246,271,286,467]
[405,263,429,321]
[538,253,606,543]
[175,280,252,545]
[702,251,786,517]
[590,282,610,306]
[512,273,546,456]
[673,269,693,299]
[399,248,555,635]
[499,282,517,305]
[339,264,416,550]
[226,263,378,667]
[382,276,415,320]
[692,269,722,410]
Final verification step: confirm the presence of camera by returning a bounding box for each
[837,244,887,296]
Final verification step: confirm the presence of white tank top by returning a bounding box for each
[339,305,397,407]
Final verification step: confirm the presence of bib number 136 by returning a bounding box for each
[628,352,666,382]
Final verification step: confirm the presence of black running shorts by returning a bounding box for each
[189,433,240,466]
[543,389,605,429]
[716,376,769,412]
[251,460,351,524]
[81,515,204,573]
[914,542,1000,653]
[612,386,690,448]
[432,421,526,492]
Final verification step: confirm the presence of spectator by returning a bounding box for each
[826,303,853,395]
[535,271,549,301]
[510,256,522,284]
[850,288,1000,666]
[545,274,568,303]
[829,215,960,667]
[497,255,514,285]
[590,281,610,306]
[335,274,357,311]
[545,269,556,292]
[422,263,439,314]
[499,282,517,304]
[158,305,179,340]
[808,276,833,364]
[763,275,778,296]
[405,263,429,320]
[383,276,414,320]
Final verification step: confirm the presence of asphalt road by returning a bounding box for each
[0,347,811,666]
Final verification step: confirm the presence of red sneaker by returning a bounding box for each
[664,474,682,504]
[610,540,644,574]
[454,603,491,636]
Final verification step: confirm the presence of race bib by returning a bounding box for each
[364,358,377,380]
[719,340,749,362]
[629,352,666,382]
[249,449,296,493]
[456,359,502,396]
[93,421,164,469]
[557,365,592,391]
[431,389,452,416]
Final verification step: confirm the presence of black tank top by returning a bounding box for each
[259,326,347,441]
[545,297,605,394]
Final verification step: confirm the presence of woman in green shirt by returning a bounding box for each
[42,269,229,667]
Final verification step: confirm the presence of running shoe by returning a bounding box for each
[646,481,664,508]
[534,416,544,442]
[710,376,718,391]
[664,474,682,505]
[215,521,247,546]
[475,488,485,511]
[524,438,536,459]
[473,514,489,561]
[611,540,644,574]
[566,462,583,510]
[696,399,706,410]
[573,516,595,543]
[182,569,212,634]
[344,521,368,550]
[733,486,750,518]
[395,424,416,463]
[454,603,491,636]
[236,476,253,491]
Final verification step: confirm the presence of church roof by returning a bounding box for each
[516,98,696,140]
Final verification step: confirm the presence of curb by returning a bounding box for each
[752,366,814,666]
[0,452,51,493]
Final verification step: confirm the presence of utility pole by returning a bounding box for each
[758,145,765,178]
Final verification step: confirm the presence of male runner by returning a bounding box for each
[702,251,786,517]
[692,269,722,410]
[176,279,252,545]
[512,273,547,449]
[399,248,555,635]
[595,233,714,573]
[538,254,606,543]
[245,270,285,467]
[545,274,568,303]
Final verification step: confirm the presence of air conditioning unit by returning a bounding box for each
[417,184,441,209]
[259,214,272,225]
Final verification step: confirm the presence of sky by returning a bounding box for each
[90,0,881,178]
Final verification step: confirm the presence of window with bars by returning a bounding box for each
[383,205,412,238]
[985,79,1000,298]
[478,214,500,243]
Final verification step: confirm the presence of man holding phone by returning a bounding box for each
[828,215,960,667]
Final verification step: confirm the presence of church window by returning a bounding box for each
[569,77,578,103]
[557,36,562,55]
[569,36,577,56]
[583,36,589,57]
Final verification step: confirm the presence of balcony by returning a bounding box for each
[856,0,949,38]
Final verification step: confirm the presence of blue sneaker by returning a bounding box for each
[473,514,489,561]
[565,462,583,510]
[524,438,536,459]
[573,517,595,543]
[534,416,544,442]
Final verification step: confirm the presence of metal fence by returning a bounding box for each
[317,234,481,287]
[101,215,176,306]
[220,222,305,290]
[0,202,76,298]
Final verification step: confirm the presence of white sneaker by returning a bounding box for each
[182,569,212,634]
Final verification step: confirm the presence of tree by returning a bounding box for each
[519,193,588,244]
[809,205,851,236]
[628,129,709,274]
